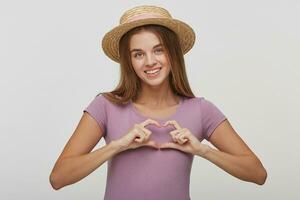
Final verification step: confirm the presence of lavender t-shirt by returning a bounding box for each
[83,95,227,200]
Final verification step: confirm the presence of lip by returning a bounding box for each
[144,67,162,73]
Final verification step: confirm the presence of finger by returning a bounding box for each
[143,130,151,142]
[140,119,161,127]
[145,140,159,149]
[177,133,188,144]
[140,126,152,135]
[140,118,161,128]
[133,127,146,143]
[135,124,150,139]
[135,123,152,137]
[158,142,181,150]
[171,128,189,137]
[169,129,184,143]
[169,131,178,143]
[175,132,184,140]
[134,132,145,143]
[177,129,190,144]
[163,120,182,130]
[169,129,182,135]
[179,138,188,144]
[175,132,185,143]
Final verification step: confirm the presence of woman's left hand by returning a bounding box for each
[158,120,211,156]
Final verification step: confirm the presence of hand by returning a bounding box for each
[158,120,211,156]
[116,119,161,151]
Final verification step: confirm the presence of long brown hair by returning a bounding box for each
[97,24,195,105]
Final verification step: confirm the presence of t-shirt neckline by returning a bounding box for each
[129,96,184,122]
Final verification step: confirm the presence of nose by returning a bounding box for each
[145,53,157,67]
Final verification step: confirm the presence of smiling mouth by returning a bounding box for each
[144,67,162,74]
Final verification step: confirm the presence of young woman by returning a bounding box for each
[50,5,267,200]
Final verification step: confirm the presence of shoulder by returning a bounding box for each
[183,96,208,106]
[86,94,108,108]
[92,94,131,111]
[180,96,204,113]
[94,94,109,103]
[192,96,217,107]
[183,96,224,113]
[84,94,111,114]
[182,96,200,103]
[93,93,119,106]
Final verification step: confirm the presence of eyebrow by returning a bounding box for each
[130,44,163,53]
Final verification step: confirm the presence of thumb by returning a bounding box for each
[158,142,179,149]
[145,140,159,149]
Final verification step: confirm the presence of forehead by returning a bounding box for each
[129,31,161,49]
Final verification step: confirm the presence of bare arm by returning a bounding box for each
[49,112,123,190]
[199,119,267,185]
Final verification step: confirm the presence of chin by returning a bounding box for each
[144,77,168,87]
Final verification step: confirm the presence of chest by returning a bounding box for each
[104,99,204,143]
[133,103,179,120]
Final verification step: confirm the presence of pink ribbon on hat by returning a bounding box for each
[125,13,166,23]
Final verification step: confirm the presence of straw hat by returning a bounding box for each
[101,5,196,63]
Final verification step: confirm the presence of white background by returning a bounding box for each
[1,0,299,199]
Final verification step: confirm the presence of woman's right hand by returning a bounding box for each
[116,119,161,151]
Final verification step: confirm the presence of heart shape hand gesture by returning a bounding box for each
[117,119,210,156]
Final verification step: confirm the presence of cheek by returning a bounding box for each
[160,56,171,70]
[131,61,144,74]
[159,55,170,65]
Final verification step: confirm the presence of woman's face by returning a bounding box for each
[129,30,171,87]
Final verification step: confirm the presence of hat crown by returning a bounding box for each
[102,5,195,63]
[119,5,172,24]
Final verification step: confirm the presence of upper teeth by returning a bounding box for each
[145,68,161,74]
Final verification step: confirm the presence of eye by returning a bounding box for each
[134,52,144,58]
[154,48,164,54]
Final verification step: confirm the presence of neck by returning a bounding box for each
[135,82,180,108]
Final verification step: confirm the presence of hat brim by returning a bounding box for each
[101,18,196,63]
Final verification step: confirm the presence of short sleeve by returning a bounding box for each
[83,94,107,135]
[200,97,227,140]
